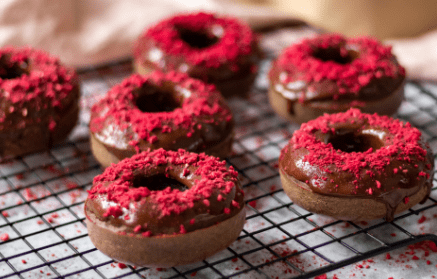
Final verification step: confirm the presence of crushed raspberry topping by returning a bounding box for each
[134,12,256,68]
[89,71,232,144]
[0,47,77,124]
[88,148,240,218]
[274,34,405,95]
[289,108,429,186]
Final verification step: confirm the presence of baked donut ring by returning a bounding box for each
[85,148,245,267]
[0,47,79,157]
[279,109,434,221]
[133,12,259,98]
[268,34,405,124]
[89,71,234,168]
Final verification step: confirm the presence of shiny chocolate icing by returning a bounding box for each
[0,47,79,157]
[269,34,405,115]
[133,12,259,96]
[89,71,234,160]
[279,109,434,221]
[85,149,245,236]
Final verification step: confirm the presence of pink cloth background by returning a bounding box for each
[0,0,435,80]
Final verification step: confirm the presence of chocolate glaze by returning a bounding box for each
[90,72,234,160]
[0,47,80,157]
[85,149,245,235]
[133,12,260,97]
[268,34,405,116]
[279,110,434,221]
[270,67,404,115]
[0,89,79,157]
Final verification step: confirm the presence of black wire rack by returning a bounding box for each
[0,27,437,279]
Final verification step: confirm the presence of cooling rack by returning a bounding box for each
[0,26,436,279]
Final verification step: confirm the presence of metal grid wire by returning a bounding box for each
[0,28,437,279]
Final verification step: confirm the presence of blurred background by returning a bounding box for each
[1,0,436,80]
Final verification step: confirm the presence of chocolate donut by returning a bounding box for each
[0,47,79,157]
[85,148,245,267]
[89,71,234,168]
[133,12,259,98]
[268,34,405,124]
[279,109,434,221]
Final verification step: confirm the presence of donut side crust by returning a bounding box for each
[280,169,429,221]
[85,205,245,267]
[267,81,404,124]
[0,89,79,157]
[90,129,234,168]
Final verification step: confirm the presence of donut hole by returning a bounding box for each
[136,85,181,113]
[328,132,383,153]
[132,173,189,192]
[177,27,219,49]
[312,47,358,65]
[0,57,29,79]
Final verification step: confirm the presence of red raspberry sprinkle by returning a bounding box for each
[427,241,437,252]
[134,12,256,68]
[281,108,431,204]
[0,47,78,130]
[89,71,232,152]
[0,233,9,241]
[248,200,257,208]
[133,225,142,233]
[418,215,427,224]
[87,149,243,236]
[272,33,404,96]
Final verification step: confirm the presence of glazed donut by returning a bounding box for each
[133,12,259,98]
[85,148,245,267]
[268,34,405,124]
[0,47,79,157]
[89,71,234,168]
[279,109,434,221]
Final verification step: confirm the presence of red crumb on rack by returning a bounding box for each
[118,263,127,269]
[24,188,38,201]
[0,233,9,241]
[66,182,78,189]
[248,200,257,208]
[418,215,427,224]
